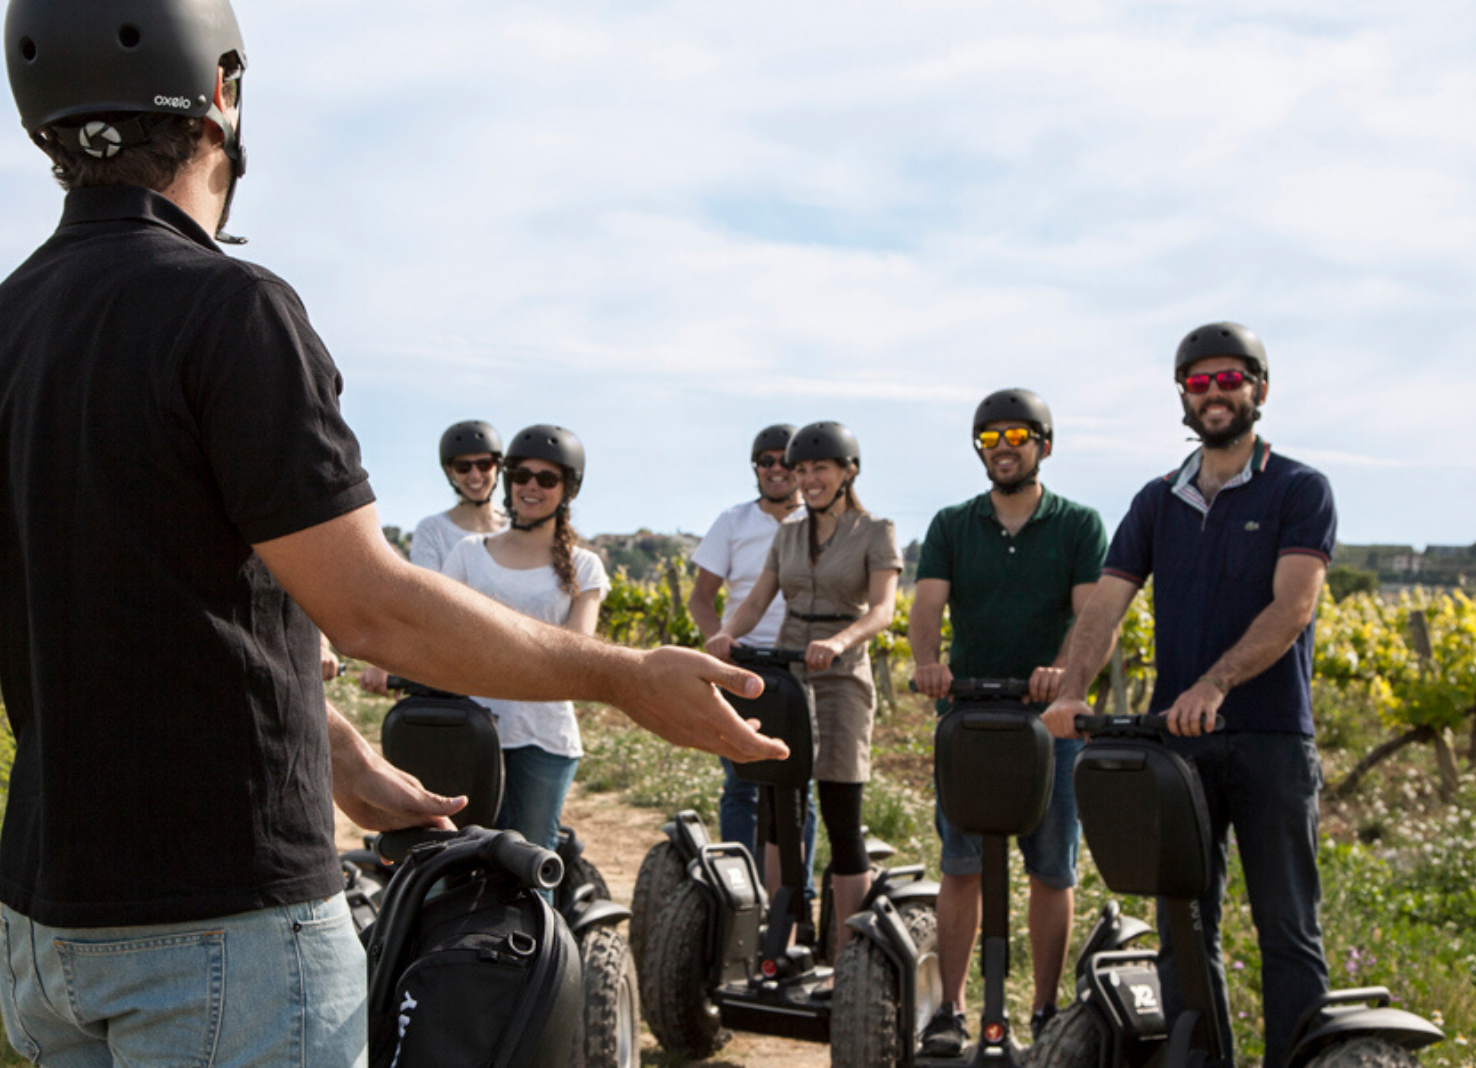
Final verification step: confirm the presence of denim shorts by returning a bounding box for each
[0,894,366,1068]
[934,737,1083,888]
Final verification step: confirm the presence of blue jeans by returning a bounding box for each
[0,895,365,1068]
[719,757,819,902]
[498,745,580,853]
[1155,732,1329,1068]
[934,737,1083,888]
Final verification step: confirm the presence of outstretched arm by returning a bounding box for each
[257,505,787,763]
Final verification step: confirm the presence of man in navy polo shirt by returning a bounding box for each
[1044,323,1335,1068]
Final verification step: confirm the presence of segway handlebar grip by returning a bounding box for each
[730,646,807,667]
[479,829,565,891]
[907,677,1030,699]
[383,675,467,699]
[1073,712,1226,735]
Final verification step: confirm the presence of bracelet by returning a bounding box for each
[1198,673,1230,695]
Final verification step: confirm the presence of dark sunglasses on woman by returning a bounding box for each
[507,467,564,489]
[451,458,496,474]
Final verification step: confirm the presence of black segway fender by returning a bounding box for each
[846,896,922,1066]
[1285,988,1444,1068]
[566,897,633,938]
[661,809,713,865]
[874,876,940,911]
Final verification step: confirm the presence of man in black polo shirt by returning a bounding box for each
[1044,323,1335,1068]
[0,2,783,1064]
[911,389,1106,1054]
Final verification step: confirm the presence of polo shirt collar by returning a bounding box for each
[973,486,1060,528]
[1169,437,1272,515]
[60,186,220,253]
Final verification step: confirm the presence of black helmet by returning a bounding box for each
[506,425,586,495]
[786,421,861,472]
[751,424,797,463]
[7,0,246,165]
[972,389,1054,450]
[439,421,502,466]
[1175,322,1268,381]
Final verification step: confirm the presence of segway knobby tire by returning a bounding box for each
[639,879,729,1059]
[831,901,941,1068]
[565,854,612,903]
[573,925,640,1068]
[629,840,685,971]
[1305,1037,1422,1068]
[1030,1000,1101,1068]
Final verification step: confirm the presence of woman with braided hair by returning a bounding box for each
[442,425,610,850]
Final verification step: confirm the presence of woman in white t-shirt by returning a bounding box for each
[442,425,609,851]
[359,420,508,694]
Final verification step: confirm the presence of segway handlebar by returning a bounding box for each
[907,677,1030,699]
[1073,712,1225,735]
[374,826,564,890]
[730,646,807,667]
[384,675,467,699]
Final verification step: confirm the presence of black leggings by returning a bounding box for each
[762,781,868,876]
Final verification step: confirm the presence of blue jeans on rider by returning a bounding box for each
[1155,731,1329,1068]
[719,757,819,902]
[497,745,580,853]
[934,737,1083,888]
[0,895,366,1068]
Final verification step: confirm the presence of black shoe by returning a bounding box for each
[1030,1004,1059,1041]
[919,1002,969,1057]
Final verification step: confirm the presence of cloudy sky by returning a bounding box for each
[3,1,1472,552]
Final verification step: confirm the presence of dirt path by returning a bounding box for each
[338,785,831,1068]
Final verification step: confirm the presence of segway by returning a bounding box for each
[832,678,1071,1067]
[636,646,942,1059]
[1033,712,1444,1068]
[344,677,640,1068]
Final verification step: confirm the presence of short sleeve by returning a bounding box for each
[1103,483,1159,586]
[764,534,783,575]
[440,537,474,586]
[866,518,904,573]
[409,515,446,572]
[1071,508,1109,587]
[1277,469,1337,563]
[691,509,735,579]
[916,511,954,583]
[575,549,611,598]
[188,277,374,545]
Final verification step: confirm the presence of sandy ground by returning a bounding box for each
[338,784,832,1068]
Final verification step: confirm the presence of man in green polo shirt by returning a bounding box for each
[910,388,1107,1056]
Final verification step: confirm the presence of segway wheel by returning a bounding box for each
[639,879,729,1059]
[1306,1037,1421,1068]
[1031,1001,1101,1068]
[629,840,685,971]
[831,901,942,1068]
[573,925,641,1068]
[563,853,612,905]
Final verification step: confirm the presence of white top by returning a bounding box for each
[409,510,506,573]
[691,499,804,647]
[441,538,610,757]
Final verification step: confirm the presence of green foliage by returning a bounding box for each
[1328,564,1380,602]
[598,562,704,649]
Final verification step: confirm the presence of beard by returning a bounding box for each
[1184,398,1258,449]
[986,455,1040,495]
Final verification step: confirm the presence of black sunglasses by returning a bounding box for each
[754,456,791,470]
[451,458,496,474]
[507,467,564,489]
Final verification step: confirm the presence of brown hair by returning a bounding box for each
[551,507,580,597]
[37,115,204,192]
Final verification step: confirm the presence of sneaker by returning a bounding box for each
[1030,1003,1059,1041]
[920,1002,969,1057]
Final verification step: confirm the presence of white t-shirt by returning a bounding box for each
[691,499,804,648]
[441,537,610,757]
[409,510,507,573]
